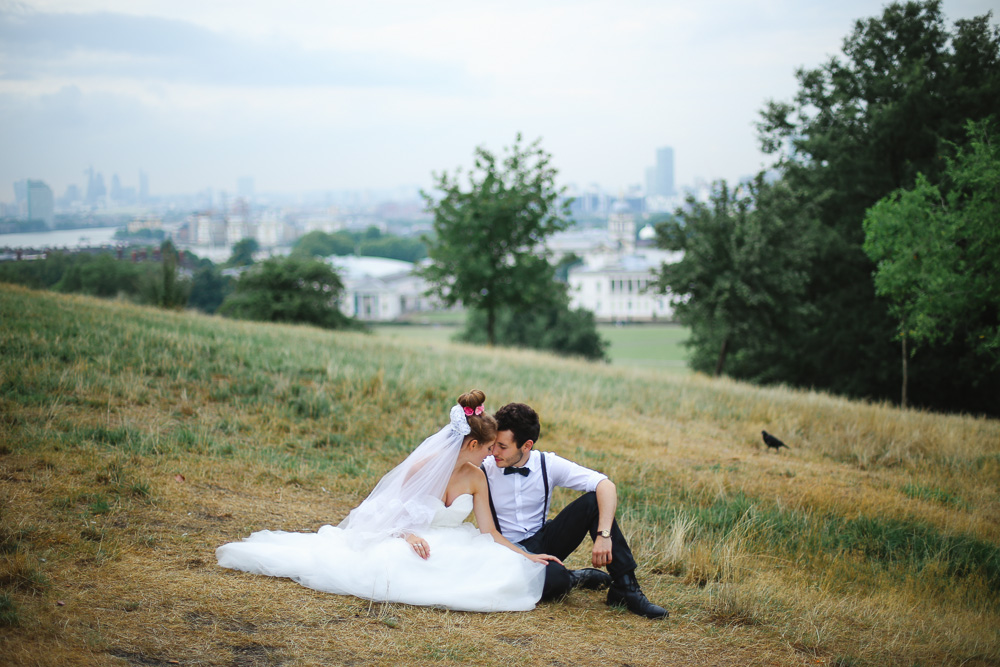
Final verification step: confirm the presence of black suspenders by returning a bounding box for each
[481,452,548,538]
[538,452,549,533]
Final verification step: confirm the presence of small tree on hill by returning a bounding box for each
[419,134,572,346]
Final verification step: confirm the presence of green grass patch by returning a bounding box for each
[0,592,20,627]
[901,482,970,509]
[596,323,690,369]
[620,483,1000,591]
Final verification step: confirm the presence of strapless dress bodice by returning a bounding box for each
[430,494,473,528]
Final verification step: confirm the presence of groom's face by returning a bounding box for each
[492,430,531,468]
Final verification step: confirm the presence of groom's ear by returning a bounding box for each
[521,439,534,453]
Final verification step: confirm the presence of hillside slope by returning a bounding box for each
[2,284,998,666]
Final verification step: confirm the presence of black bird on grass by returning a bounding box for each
[761,431,789,452]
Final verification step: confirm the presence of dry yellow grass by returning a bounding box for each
[2,284,999,666]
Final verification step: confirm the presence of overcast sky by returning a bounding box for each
[1,0,996,200]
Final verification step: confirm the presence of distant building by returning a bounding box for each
[607,199,636,254]
[127,215,163,233]
[85,168,106,206]
[13,180,28,219]
[27,180,55,228]
[553,196,682,322]
[329,256,441,321]
[646,146,676,198]
[567,253,679,322]
[237,176,255,202]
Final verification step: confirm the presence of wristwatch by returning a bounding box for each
[596,529,611,539]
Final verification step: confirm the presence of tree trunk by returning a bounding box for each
[486,304,496,347]
[901,330,908,409]
[714,336,729,377]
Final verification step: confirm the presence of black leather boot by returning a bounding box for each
[606,572,668,619]
[570,568,612,590]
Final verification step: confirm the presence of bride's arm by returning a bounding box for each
[403,532,431,559]
[470,473,562,566]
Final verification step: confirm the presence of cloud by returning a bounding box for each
[0,9,472,89]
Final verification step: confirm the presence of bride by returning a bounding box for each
[216,390,559,612]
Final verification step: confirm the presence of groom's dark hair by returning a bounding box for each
[495,403,540,447]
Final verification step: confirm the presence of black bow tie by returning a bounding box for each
[504,466,531,477]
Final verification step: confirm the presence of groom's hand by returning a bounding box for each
[592,536,612,568]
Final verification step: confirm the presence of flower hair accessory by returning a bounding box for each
[463,405,485,416]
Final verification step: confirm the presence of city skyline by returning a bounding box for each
[2,0,996,200]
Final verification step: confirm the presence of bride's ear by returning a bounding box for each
[465,439,479,450]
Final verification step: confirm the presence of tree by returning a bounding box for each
[754,0,999,411]
[187,262,231,314]
[227,238,259,267]
[291,230,355,258]
[357,236,427,263]
[218,256,353,329]
[653,176,816,378]
[419,134,572,346]
[142,240,189,309]
[863,120,1000,404]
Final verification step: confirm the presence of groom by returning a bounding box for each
[481,402,667,619]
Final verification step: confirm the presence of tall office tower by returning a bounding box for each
[13,179,28,218]
[237,176,255,202]
[651,147,676,198]
[139,170,149,204]
[110,174,123,203]
[27,180,55,228]
[85,168,106,205]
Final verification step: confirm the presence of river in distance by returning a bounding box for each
[0,226,123,249]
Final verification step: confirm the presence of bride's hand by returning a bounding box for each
[405,534,430,559]
[526,553,562,566]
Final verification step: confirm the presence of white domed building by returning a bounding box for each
[563,197,681,322]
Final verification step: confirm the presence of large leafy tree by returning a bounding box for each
[863,120,1000,405]
[654,176,816,379]
[755,0,999,411]
[219,256,353,329]
[419,134,572,346]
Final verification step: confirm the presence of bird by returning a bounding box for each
[761,430,789,452]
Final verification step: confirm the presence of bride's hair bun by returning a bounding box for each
[456,389,496,444]
[457,389,486,410]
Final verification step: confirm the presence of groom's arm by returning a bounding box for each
[592,478,617,568]
[546,454,617,567]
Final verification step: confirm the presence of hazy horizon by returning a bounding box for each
[2,0,996,201]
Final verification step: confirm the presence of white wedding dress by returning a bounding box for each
[216,494,546,612]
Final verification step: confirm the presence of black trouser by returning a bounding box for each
[517,491,637,601]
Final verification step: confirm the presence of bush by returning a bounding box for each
[218,256,355,329]
[459,292,608,361]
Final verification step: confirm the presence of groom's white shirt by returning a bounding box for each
[482,450,607,543]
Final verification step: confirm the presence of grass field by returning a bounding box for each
[375,320,691,371]
[2,284,999,667]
